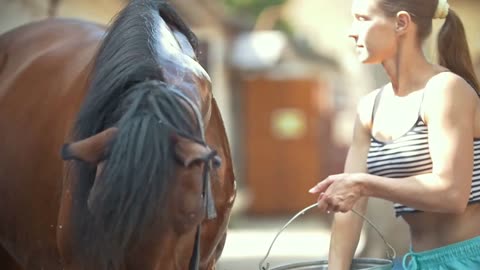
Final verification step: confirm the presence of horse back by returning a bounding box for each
[0,18,104,268]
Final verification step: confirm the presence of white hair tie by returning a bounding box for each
[433,0,449,19]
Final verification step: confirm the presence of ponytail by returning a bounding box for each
[437,9,479,94]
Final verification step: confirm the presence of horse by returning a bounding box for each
[0,0,236,269]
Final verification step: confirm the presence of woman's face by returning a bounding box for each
[349,0,397,64]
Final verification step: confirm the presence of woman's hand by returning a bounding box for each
[309,173,368,213]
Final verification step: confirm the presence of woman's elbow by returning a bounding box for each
[448,201,468,214]
[444,191,469,214]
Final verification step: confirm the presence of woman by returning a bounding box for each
[308,0,480,269]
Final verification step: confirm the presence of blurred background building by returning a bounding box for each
[2,0,479,268]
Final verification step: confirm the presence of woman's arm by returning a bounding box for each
[324,94,373,270]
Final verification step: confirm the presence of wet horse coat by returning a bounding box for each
[0,1,235,269]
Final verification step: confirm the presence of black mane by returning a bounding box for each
[69,1,200,269]
[75,0,197,140]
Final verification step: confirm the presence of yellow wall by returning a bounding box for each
[0,0,124,33]
[57,0,125,25]
[456,0,480,58]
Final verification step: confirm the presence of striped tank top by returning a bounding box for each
[366,88,480,216]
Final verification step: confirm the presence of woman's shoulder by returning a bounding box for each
[423,71,479,120]
[425,71,476,96]
[425,72,478,102]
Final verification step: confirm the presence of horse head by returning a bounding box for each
[58,1,232,269]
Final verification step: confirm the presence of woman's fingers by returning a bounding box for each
[309,178,334,194]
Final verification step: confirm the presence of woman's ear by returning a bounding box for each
[395,11,412,35]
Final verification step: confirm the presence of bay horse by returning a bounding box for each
[0,0,236,269]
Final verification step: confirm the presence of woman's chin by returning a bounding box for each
[355,52,369,63]
[359,56,378,64]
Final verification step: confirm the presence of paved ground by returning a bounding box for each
[218,229,325,269]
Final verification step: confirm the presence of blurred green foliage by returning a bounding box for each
[223,0,287,18]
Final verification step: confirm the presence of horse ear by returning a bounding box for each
[61,127,118,164]
[173,134,215,167]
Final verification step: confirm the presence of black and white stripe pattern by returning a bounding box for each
[367,117,480,215]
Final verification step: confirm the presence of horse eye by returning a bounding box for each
[188,159,204,168]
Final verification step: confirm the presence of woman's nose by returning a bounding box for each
[348,33,358,44]
[348,25,359,42]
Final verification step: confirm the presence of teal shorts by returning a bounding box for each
[402,236,480,269]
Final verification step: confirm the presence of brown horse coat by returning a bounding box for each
[0,2,235,269]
